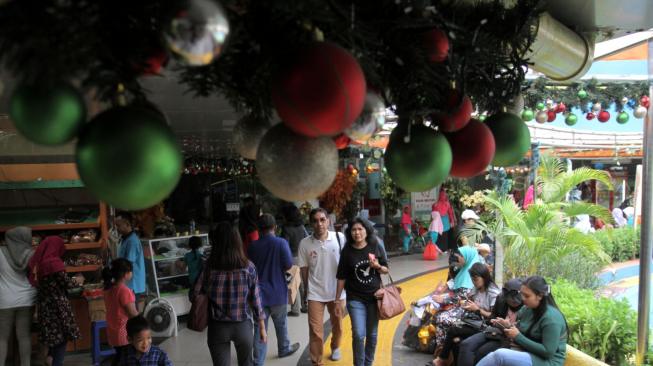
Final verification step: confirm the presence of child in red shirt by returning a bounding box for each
[103,258,139,365]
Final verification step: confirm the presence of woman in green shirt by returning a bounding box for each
[477,276,567,366]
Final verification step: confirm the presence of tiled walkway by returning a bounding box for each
[64,253,448,366]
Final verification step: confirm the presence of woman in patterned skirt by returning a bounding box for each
[28,236,83,366]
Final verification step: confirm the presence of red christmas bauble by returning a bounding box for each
[333,133,351,149]
[641,95,650,108]
[446,119,496,178]
[556,103,566,113]
[586,112,595,120]
[598,110,610,123]
[546,110,556,122]
[423,28,449,63]
[432,90,473,132]
[272,42,367,137]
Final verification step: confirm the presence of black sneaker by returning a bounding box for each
[279,343,300,358]
[300,307,308,313]
[287,311,300,317]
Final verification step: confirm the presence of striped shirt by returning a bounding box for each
[206,261,265,322]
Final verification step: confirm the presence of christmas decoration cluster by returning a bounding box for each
[0,0,542,204]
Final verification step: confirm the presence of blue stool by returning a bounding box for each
[91,320,115,366]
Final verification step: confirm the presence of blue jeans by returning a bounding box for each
[347,300,379,366]
[253,304,291,365]
[477,348,533,366]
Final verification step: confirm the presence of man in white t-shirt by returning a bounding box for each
[298,208,346,365]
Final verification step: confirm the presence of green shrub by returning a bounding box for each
[592,227,640,262]
[553,279,637,365]
[540,252,602,289]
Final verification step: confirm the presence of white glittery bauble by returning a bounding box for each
[507,94,524,115]
[256,124,338,201]
[634,105,648,119]
[535,110,548,124]
[232,116,270,160]
[592,102,602,112]
[345,92,386,143]
[621,97,629,105]
[165,0,230,66]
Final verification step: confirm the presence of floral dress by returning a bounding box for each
[37,272,80,347]
[434,287,474,346]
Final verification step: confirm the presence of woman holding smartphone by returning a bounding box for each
[477,276,568,366]
[335,218,389,366]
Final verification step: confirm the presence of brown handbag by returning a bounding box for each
[374,273,405,320]
[188,270,210,332]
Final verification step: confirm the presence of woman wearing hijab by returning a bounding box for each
[400,206,412,254]
[29,236,83,366]
[624,207,635,226]
[612,208,627,228]
[0,227,36,366]
[431,239,481,348]
[433,188,457,252]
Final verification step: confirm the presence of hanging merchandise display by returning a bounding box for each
[564,113,578,126]
[165,0,230,66]
[344,92,386,143]
[272,42,367,138]
[9,81,86,145]
[75,105,182,210]
[385,123,452,192]
[484,112,531,167]
[256,124,338,201]
[232,115,270,160]
[445,119,496,178]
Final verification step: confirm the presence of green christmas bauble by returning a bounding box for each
[76,106,182,210]
[385,123,452,192]
[9,81,86,145]
[479,114,487,122]
[485,112,531,167]
[521,109,534,122]
[536,102,546,111]
[565,113,578,126]
[617,111,629,124]
[577,89,588,99]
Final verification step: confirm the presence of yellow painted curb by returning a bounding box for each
[323,269,448,365]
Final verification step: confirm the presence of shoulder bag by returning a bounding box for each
[188,269,210,332]
[374,272,405,320]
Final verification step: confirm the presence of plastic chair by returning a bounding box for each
[91,320,115,366]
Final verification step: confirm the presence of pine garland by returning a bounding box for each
[523,77,649,112]
[0,0,542,124]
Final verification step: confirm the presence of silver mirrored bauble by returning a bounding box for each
[592,102,602,112]
[634,105,648,119]
[166,0,230,66]
[535,110,548,124]
[345,92,386,143]
[621,97,629,105]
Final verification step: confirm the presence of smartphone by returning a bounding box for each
[368,253,376,261]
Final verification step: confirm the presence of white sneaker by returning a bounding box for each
[330,348,342,361]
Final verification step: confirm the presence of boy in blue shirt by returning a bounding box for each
[118,316,173,365]
[116,213,146,304]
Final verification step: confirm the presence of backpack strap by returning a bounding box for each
[335,231,342,252]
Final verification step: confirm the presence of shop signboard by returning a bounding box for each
[411,187,439,221]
